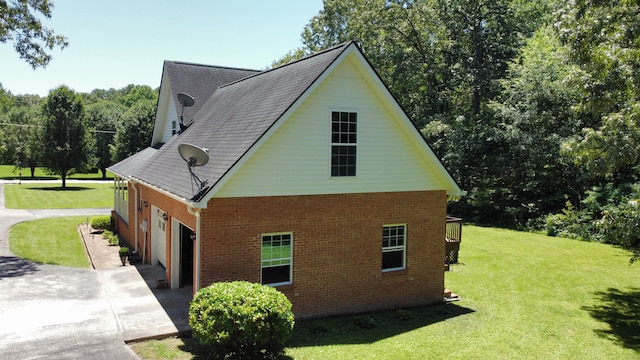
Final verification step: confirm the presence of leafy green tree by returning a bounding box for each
[121,85,157,107]
[111,99,155,162]
[545,0,640,261]
[0,88,44,174]
[10,105,43,177]
[85,102,123,179]
[41,85,87,187]
[0,0,68,68]
[485,27,583,226]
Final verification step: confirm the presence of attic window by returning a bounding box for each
[331,111,357,177]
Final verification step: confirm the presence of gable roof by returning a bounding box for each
[111,42,353,202]
[162,61,261,127]
[109,41,464,205]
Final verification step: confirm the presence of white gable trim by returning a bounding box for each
[348,49,465,197]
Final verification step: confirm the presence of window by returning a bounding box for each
[261,233,292,285]
[114,176,128,222]
[331,111,357,177]
[382,224,406,271]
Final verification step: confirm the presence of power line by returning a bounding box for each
[0,123,116,134]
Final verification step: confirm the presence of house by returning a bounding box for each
[108,41,465,319]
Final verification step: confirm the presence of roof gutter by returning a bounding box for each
[108,168,207,209]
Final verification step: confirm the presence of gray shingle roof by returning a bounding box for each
[163,61,261,127]
[110,42,352,202]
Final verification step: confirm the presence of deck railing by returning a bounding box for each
[445,216,463,268]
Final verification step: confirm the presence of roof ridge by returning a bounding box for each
[218,41,354,89]
[166,60,260,73]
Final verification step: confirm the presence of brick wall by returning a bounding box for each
[200,190,446,319]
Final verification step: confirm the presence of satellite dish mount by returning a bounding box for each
[178,143,209,199]
[177,92,195,133]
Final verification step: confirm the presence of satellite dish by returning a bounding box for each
[177,92,195,132]
[177,92,195,107]
[178,143,209,167]
[178,143,209,199]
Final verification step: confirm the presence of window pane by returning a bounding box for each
[382,225,406,270]
[382,250,403,270]
[262,265,290,285]
[261,233,292,284]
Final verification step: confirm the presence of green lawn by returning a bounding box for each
[131,226,640,359]
[0,164,113,180]
[4,183,114,209]
[9,216,92,268]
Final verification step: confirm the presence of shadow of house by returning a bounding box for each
[288,303,475,347]
[583,287,640,352]
[0,256,40,279]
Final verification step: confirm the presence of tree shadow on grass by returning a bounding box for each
[583,287,640,352]
[29,186,92,191]
[288,302,475,347]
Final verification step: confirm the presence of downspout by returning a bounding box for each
[187,205,201,292]
[131,180,139,253]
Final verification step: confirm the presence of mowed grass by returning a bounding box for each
[9,216,92,268]
[131,226,640,359]
[4,183,114,209]
[0,164,113,180]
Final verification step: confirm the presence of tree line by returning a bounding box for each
[273,0,639,261]
[0,84,157,187]
[2,0,638,261]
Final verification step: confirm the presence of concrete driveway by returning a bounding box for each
[0,182,191,359]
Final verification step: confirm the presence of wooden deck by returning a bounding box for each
[445,216,463,270]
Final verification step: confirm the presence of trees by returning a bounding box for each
[41,85,87,188]
[85,101,123,179]
[0,0,68,68]
[111,98,155,162]
[539,0,640,260]
[486,27,583,226]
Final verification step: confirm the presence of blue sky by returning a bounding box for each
[0,1,324,96]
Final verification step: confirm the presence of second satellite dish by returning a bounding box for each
[177,92,195,107]
[177,92,195,133]
[178,143,209,167]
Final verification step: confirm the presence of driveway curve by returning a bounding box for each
[0,181,166,360]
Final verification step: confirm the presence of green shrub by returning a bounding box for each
[90,216,112,231]
[189,281,294,358]
[119,247,128,265]
[107,233,119,246]
[101,230,113,239]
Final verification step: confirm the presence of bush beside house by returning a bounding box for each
[189,281,295,359]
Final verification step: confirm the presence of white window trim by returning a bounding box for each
[330,110,358,177]
[261,232,293,286]
[382,223,407,272]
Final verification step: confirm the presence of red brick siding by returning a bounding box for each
[200,190,446,319]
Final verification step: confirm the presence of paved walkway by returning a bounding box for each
[0,181,192,360]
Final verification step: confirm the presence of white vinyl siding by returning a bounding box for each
[215,53,453,198]
[151,72,180,146]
